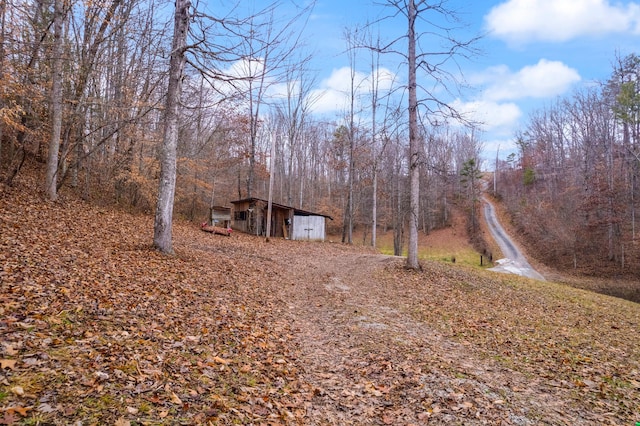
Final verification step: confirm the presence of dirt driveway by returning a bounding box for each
[274,244,599,425]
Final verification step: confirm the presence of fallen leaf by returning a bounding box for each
[10,386,24,396]
[164,384,183,405]
[212,356,230,365]
[365,382,383,397]
[94,371,110,381]
[3,345,18,356]
[114,418,130,426]
[170,392,182,405]
[37,403,56,413]
[0,359,16,370]
[1,411,18,425]
[11,406,31,417]
[126,406,138,415]
[418,411,431,420]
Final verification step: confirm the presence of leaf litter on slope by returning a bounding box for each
[1,173,639,425]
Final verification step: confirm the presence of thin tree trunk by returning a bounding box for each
[406,0,420,269]
[394,154,403,256]
[0,0,5,171]
[372,168,377,247]
[370,38,379,248]
[153,0,190,254]
[45,0,64,200]
[266,130,276,241]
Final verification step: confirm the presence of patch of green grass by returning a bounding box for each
[375,234,488,269]
[114,360,138,375]
[21,414,49,426]
[420,247,488,269]
[378,246,395,256]
[138,400,152,414]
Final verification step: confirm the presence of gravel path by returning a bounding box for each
[483,198,546,281]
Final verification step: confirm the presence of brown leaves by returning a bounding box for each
[0,360,16,371]
[0,181,310,425]
[164,384,182,405]
[2,170,640,425]
[0,406,32,425]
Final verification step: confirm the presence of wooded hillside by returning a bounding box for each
[2,0,640,280]
[1,162,639,424]
[495,54,640,278]
[0,0,483,256]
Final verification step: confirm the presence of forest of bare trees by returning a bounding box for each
[495,53,640,277]
[0,0,488,261]
[5,0,640,278]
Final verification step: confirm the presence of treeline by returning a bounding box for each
[496,53,640,276]
[0,0,484,251]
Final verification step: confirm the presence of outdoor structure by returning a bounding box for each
[230,197,332,241]
[208,206,231,228]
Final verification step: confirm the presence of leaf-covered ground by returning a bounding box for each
[1,171,639,425]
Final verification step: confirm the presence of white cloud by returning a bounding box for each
[482,137,521,162]
[485,0,640,43]
[308,87,349,115]
[215,57,268,100]
[267,80,301,101]
[454,60,579,134]
[450,99,522,133]
[309,66,399,115]
[224,57,265,81]
[481,59,581,102]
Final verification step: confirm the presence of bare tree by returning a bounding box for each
[153,0,190,254]
[406,0,420,269]
[342,27,361,244]
[378,0,479,269]
[2,0,51,185]
[0,0,6,170]
[276,54,318,207]
[234,3,313,199]
[362,28,397,248]
[45,0,65,200]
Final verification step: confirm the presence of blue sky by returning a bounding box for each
[205,0,640,162]
[289,0,640,161]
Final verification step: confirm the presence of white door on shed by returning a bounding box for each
[292,215,325,241]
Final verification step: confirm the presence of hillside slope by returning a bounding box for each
[1,170,639,424]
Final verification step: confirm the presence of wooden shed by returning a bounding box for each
[230,197,332,241]
[209,206,231,228]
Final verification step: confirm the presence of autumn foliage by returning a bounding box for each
[495,54,640,284]
[1,159,639,425]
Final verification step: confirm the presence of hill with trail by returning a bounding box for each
[1,167,639,425]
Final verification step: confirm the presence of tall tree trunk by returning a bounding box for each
[372,168,378,247]
[393,152,403,256]
[45,0,64,200]
[406,0,420,269]
[153,0,190,254]
[0,0,5,171]
[247,86,257,198]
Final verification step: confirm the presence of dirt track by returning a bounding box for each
[275,245,599,424]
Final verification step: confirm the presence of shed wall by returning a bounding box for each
[292,215,325,241]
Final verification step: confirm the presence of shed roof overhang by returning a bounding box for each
[230,197,333,220]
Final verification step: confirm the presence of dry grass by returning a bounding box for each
[338,208,490,270]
